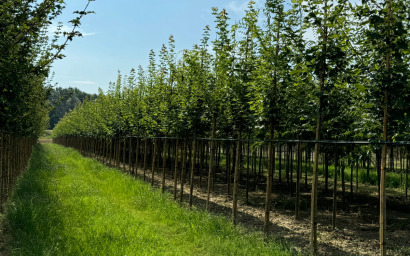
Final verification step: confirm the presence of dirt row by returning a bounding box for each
[115,160,410,256]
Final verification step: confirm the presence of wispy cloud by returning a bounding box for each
[71,81,99,86]
[82,32,96,36]
[48,24,96,37]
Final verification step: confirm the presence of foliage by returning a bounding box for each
[0,0,94,137]
[48,87,97,129]
[53,1,409,142]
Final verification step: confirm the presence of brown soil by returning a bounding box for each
[112,161,410,256]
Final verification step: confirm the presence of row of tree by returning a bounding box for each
[54,0,409,142]
[0,0,94,137]
[52,1,409,255]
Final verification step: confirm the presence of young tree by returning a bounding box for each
[354,0,410,254]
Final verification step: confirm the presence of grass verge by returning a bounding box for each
[4,144,297,256]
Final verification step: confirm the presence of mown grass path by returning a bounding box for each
[4,144,296,256]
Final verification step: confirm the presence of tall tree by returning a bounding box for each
[0,0,94,136]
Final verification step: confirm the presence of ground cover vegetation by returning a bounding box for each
[4,143,297,256]
[0,0,94,214]
[54,131,410,255]
[52,0,410,255]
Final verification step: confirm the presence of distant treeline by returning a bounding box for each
[48,87,97,130]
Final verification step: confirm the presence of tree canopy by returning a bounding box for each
[0,0,94,137]
[53,0,409,143]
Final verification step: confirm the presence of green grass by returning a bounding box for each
[4,144,297,256]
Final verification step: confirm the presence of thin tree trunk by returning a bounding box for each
[151,140,157,186]
[325,152,329,194]
[286,145,290,186]
[173,140,179,200]
[180,140,187,203]
[406,150,408,200]
[332,148,339,230]
[246,136,250,202]
[295,140,302,220]
[290,145,294,197]
[123,137,126,171]
[135,138,140,176]
[342,159,346,207]
[232,132,242,225]
[367,154,370,179]
[143,139,148,181]
[380,0,392,252]
[206,117,216,211]
[350,158,354,199]
[279,144,282,183]
[129,137,132,173]
[189,140,196,207]
[161,139,167,193]
[199,140,204,187]
[356,159,359,192]
[310,2,327,250]
[264,123,274,233]
[305,149,309,189]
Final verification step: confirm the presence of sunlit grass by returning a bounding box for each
[5,144,297,256]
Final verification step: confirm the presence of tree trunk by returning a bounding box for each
[310,3,327,251]
[264,123,274,233]
[356,159,359,192]
[134,138,140,176]
[151,139,157,186]
[206,116,216,211]
[325,152,329,194]
[350,158,354,199]
[161,139,168,193]
[189,140,196,207]
[232,132,242,225]
[290,145,294,197]
[246,136,250,202]
[128,137,132,173]
[173,140,179,200]
[180,140,187,203]
[279,144,282,183]
[332,149,339,230]
[143,139,148,181]
[295,140,302,220]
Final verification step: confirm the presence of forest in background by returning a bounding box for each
[48,87,97,130]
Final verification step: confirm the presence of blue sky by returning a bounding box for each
[50,0,264,94]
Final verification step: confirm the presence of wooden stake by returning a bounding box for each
[189,140,196,207]
[233,137,241,225]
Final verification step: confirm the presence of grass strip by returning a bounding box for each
[4,144,297,256]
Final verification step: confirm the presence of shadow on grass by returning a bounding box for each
[5,144,68,255]
[127,165,352,256]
